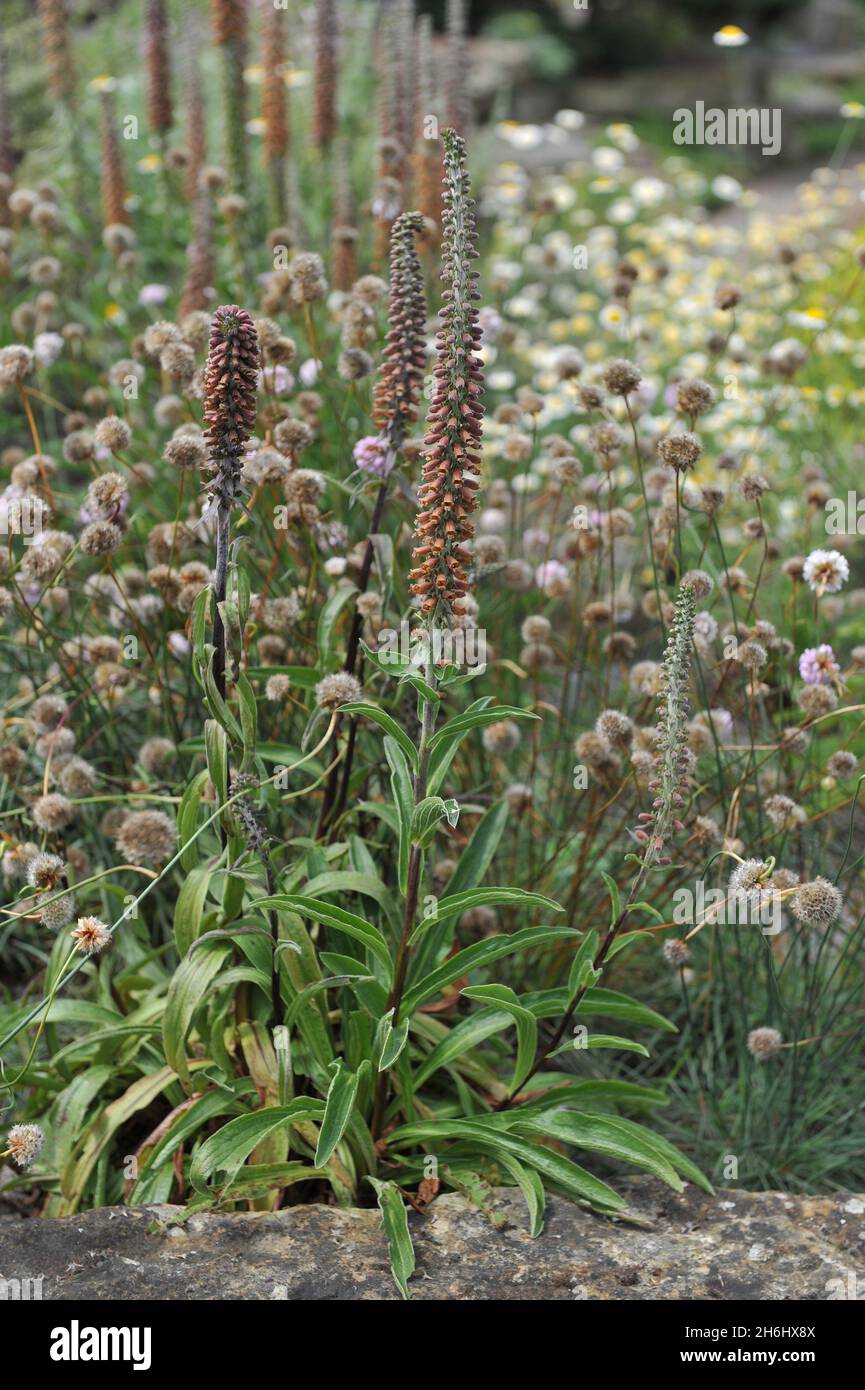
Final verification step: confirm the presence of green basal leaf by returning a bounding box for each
[368,1177,416,1300]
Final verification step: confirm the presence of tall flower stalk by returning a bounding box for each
[183,12,207,204]
[179,187,215,320]
[98,83,128,231]
[312,0,337,151]
[0,33,14,196]
[444,0,469,134]
[37,0,76,109]
[330,137,358,291]
[145,0,172,150]
[498,581,698,1108]
[203,306,259,699]
[413,14,441,240]
[262,0,289,228]
[408,128,481,620]
[371,135,483,1136]
[319,210,427,834]
[212,0,248,196]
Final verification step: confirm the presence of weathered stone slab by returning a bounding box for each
[1,1180,862,1300]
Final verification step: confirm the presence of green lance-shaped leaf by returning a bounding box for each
[254,895,393,975]
[340,701,419,772]
[384,735,413,895]
[163,941,231,1090]
[189,1100,327,1192]
[315,1061,362,1167]
[410,795,460,848]
[409,887,563,948]
[368,1177,416,1300]
[374,1008,411,1071]
[461,983,537,1094]
[403,925,574,1014]
[442,799,508,899]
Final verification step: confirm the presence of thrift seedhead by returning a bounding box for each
[372,211,427,448]
[747,1026,783,1060]
[4,1123,45,1170]
[409,129,483,618]
[72,916,112,956]
[203,305,259,510]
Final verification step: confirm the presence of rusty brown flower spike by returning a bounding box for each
[203,305,260,510]
[313,0,337,150]
[145,0,172,140]
[38,0,76,106]
[183,11,207,202]
[409,129,483,618]
[212,0,248,194]
[99,85,128,229]
[373,210,427,449]
[262,0,289,225]
[204,306,259,700]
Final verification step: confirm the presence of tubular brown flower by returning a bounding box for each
[409,129,482,618]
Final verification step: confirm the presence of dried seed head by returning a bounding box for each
[601,358,641,396]
[747,1026,783,1060]
[315,672,362,710]
[791,877,843,925]
[115,809,176,863]
[5,1122,45,1169]
[72,915,112,955]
